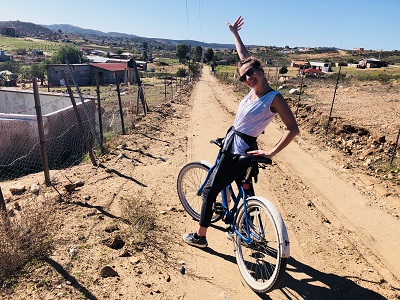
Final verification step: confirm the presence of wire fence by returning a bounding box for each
[0,74,191,183]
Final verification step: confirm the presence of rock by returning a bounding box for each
[100,265,119,277]
[163,272,171,282]
[69,246,79,257]
[180,265,185,275]
[30,183,40,194]
[289,88,299,94]
[129,256,141,265]
[14,202,21,210]
[378,136,386,144]
[64,184,76,192]
[75,180,85,188]
[10,183,26,195]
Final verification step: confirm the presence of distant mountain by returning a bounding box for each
[0,20,53,36]
[0,20,235,49]
[43,23,235,49]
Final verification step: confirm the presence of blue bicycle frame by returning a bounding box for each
[197,152,265,246]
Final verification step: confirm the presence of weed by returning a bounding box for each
[0,203,56,288]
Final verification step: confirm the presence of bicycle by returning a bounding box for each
[177,138,290,293]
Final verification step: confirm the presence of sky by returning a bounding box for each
[1,0,399,51]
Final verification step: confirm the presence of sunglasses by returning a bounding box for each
[239,67,257,82]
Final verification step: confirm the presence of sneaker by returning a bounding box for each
[183,232,208,248]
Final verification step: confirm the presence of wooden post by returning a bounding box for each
[95,72,104,143]
[62,71,97,167]
[32,78,51,186]
[115,73,126,135]
[295,73,305,118]
[65,61,105,153]
[326,66,342,135]
[0,186,5,212]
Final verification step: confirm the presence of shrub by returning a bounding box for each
[0,204,55,287]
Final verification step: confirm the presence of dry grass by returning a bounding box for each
[0,203,56,287]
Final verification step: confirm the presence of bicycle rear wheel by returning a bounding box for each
[234,197,287,293]
[177,162,223,223]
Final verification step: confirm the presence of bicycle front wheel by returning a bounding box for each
[234,197,287,293]
[177,162,223,223]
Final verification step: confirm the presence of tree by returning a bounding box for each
[30,62,47,85]
[50,45,87,64]
[204,48,214,63]
[279,66,288,75]
[176,44,190,63]
[0,60,21,73]
[194,46,203,62]
[176,67,187,78]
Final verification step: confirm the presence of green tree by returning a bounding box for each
[140,50,148,61]
[188,63,200,78]
[194,46,203,62]
[176,44,190,63]
[50,45,87,64]
[0,60,21,73]
[279,66,288,75]
[204,48,214,63]
[176,67,187,77]
[30,62,47,85]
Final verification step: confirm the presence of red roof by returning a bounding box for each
[90,63,127,72]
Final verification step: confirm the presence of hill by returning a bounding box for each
[43,23,235,49]
[0,20,53,36]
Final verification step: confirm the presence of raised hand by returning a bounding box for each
[226,16,244,34]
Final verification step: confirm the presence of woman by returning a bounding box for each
[183,16,299,248]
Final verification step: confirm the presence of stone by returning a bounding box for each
[30,183,40,194]
[10,183,26,195]
[100,265,119,277]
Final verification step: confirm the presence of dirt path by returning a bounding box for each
[177,67,400,299]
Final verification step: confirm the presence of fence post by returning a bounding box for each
[32,78,51,186]
[65,61,105,153]
[115,73,126,135]
[295,73,305,118]
[326,66,342,135]
[0,186,5,212]
[95,72,104,143]
[62,71,97,167]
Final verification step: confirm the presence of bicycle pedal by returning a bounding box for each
[213,202,224,215]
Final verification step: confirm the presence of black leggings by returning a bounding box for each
[199,153,249,228]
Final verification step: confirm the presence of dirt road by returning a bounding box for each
[178,66,400,299]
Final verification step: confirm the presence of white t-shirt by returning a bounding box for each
[226,89,278,154]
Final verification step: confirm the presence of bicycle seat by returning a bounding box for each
[238,154,272,165]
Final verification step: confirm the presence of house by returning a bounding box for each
[358,58,387,68]
[309,61,332,72]
[90,63,127,85]
[47,64,92,87]
[0,27,17,37]
[46,62,139,87]
[291,60,310,69]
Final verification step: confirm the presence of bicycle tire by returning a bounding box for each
[234,196,287,293]
[177,162,223,223]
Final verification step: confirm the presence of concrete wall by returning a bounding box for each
[0,89,95,175]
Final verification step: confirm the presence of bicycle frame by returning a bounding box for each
[198,152,264,246]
